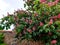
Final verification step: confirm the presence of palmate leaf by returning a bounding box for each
[55,21,60,25]
[24,32,32,39]
[0,26,3,30]
[0,15,15,30]
[16,24,25,33]
[17,13,29,19]
[55,21,60,29]
[52,35,57,39]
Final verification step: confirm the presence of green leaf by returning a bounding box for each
[16,24,25,33]
[45,28,50,33]
[39,29,43,32]
[24,4,26,8]
[52,35,57,39]
[55,21,60,25]
[32,32,36,36]
[0,26,3,30]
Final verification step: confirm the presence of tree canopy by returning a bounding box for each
[0,0,60,45]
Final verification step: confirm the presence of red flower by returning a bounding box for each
[40,0,46,3]
[53,2,57,6]
[29,20,32,24]
[57,14,60,18]
[39,22,44,26]
[25,19,29,23]
[48,2,53,6]
[48,0,59,6]
[32,26,36,31]
[53,16,57,19]
[53,16,57,20]
[51,16,57,19]
[50,16,57,20]
[49,19,53,25]
[56,0,59,2]
[48,32,52,35]
[27,29,32,33]
[51,40,57,44]
[55,1,58,4]
[34,13,38,17]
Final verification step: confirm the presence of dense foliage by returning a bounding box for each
[0,33,6,45]
[0,0,60,45]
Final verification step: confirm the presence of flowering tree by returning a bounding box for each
[0,0,60,45]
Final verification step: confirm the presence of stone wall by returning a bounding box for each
[3,31,44,45]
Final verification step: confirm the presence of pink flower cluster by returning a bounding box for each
[40,0,46,3]
[40,0,59,6]
[57,14,60,18]
[39,22,44,26]
[49,19,53,25]
[50,13,60,20]
[51,40,57,44]
[48,13,60,25]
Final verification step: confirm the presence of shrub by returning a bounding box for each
[0,0,60,45]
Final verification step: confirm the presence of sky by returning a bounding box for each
[0,0,25,30]
[0,0,25,19]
